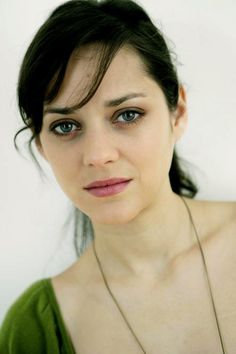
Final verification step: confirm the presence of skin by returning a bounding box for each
[37,45,236,353]
[38,45,189,276]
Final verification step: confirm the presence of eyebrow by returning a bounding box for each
[104,92,147,107]
[43,92,147,116]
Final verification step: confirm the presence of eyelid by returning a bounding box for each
[48,107,145,137]
[49,119,80,136]
[114,106,144,114]
[49,118,78,126]
[112,107,144,123]
[113,106,143,117]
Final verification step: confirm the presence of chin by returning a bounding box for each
[87,205,141,225]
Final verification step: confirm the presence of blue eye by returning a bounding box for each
[49,109,144,137]
[50,121,79,136]
[115,110,143,125]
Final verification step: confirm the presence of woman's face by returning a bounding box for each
[38,45,187,224]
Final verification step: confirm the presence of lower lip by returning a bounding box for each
[85,180,131,197]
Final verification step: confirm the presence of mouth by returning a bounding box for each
[84,178,132,197]
[84,178,132,189]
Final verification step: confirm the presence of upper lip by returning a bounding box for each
[84,178,132,189]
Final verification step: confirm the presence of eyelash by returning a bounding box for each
[49,109,144,137]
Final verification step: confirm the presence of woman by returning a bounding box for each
[1,0,235,353]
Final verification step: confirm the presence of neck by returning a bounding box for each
[91,189,194,282]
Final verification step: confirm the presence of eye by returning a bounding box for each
[50,120,80,136]
[114,109,144,125]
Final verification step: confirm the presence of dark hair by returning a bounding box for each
[14,0,198,256]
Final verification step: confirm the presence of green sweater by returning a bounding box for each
[0,279,76,354]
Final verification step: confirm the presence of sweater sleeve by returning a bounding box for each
[0,280,65,354]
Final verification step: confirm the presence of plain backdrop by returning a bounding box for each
[0,0,236,324]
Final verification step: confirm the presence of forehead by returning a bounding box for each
[47,45,159,108]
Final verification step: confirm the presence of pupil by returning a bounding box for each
[124,112,135,121]
[62,123,72,132]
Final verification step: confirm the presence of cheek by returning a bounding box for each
[40,139,80,192]
[53,156,78,188]
[135,124,174,188]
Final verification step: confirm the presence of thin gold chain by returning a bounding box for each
[92,195,226,354]
[180,197,226,353]
[92,239,147,353]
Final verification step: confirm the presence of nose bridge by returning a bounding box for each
[82,123,119,167]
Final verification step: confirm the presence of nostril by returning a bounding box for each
[82,141,119,167]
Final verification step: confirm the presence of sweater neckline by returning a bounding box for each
[43,277,76,354]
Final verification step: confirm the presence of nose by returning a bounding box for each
[82,128,119,167]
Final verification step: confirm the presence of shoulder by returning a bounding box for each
[1,279,52,324]
[0,279,61,353]
[183,197,236,242]
[186,197,236,276]
[1,279,49,327]
[6,279,51,314]
[182,197,236,273]
[195,199,236,318]
[49,247,100,334]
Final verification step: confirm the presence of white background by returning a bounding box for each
[0,0,236,323]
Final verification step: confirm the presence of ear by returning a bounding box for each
[35,136,48,161]
[170,85,188,143]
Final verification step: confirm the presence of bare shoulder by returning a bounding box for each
[184,197,236,241]
[183,197,236,275]
[51,243,98,312]
[185,198,236,280]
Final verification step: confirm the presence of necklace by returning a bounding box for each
[92,196,226,353]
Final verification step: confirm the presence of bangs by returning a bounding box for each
[44,41,126,111]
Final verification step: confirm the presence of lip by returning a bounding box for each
[84,178,132,189]
[84,178,132,198]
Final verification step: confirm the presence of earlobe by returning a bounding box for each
[172,85,188,142]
